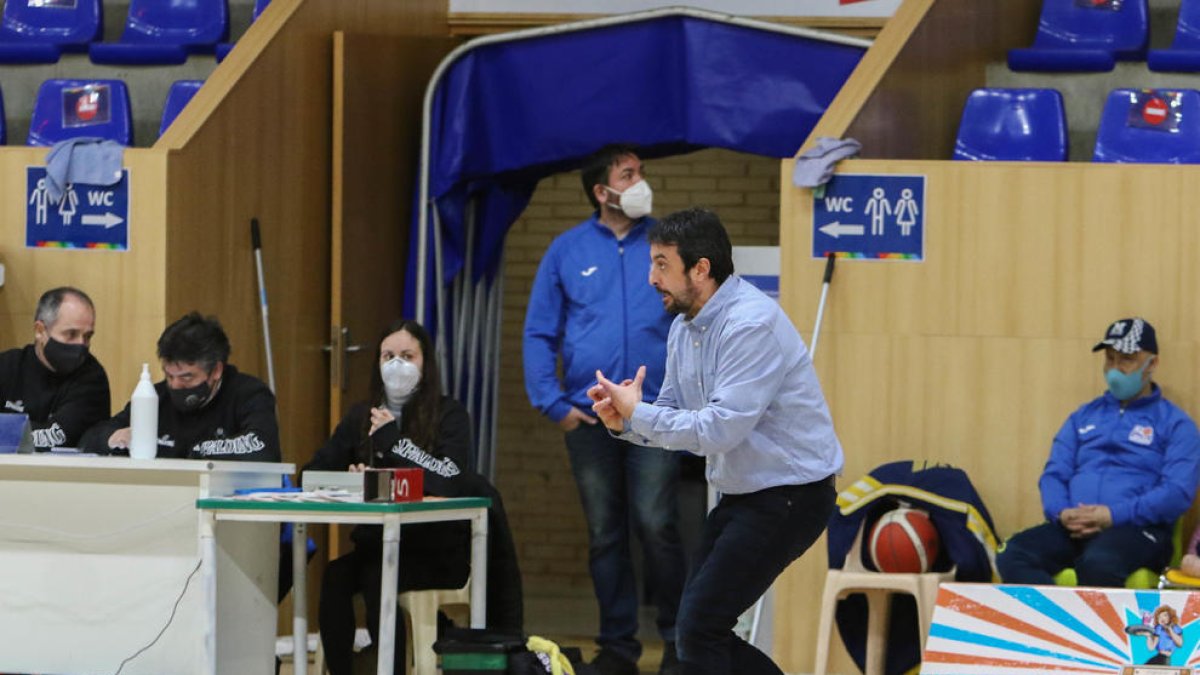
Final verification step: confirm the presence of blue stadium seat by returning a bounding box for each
[27,79,132,146]
[1093,88,1200,163]
[953,88,1068,161]
[1148,0,1200,72]
[1008,0,1148,72]
[214,0,271,63]
[89,0,228,65]
[0,0,102,64]
[159,80,204,137]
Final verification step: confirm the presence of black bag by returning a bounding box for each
[433,628,595,675]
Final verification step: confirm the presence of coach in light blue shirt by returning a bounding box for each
[590,206,843,675]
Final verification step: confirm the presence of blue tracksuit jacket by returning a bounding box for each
[1040,385,1200,527]
[523,214,672,422]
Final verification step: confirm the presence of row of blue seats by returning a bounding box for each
[953,87,1200,164]
[0,78,202,146]
[1011,0,1200,72]
[0,0,269,65]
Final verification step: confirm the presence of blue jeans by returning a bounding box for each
[997,521,1173,587]
[677,478,835,675]
[565,423,686,661]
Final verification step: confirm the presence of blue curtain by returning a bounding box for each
[405,13,865,323]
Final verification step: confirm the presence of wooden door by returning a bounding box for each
[328,31,455,556]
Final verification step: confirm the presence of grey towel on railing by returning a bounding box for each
[44,137,125,203]
[792,137,862,188]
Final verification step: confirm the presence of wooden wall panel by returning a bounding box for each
[773,158,1200,671]
[0,148,168,408]
[804,0,1042,160]
[160,0,448,469]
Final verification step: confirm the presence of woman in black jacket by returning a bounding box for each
[306,319,522,674]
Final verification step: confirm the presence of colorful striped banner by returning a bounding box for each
[923,583,1200,674]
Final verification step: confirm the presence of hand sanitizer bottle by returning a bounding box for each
[129,363,158,460]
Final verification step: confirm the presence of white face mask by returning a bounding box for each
[606,179,653,219]
[380,357,421,401]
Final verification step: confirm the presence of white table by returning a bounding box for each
[0,455,292,675]
[196,496,491,675]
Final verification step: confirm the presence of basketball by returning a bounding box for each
[868,507,940,573]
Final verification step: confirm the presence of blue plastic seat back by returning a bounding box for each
[1093,88,1200,163]
[1147,0,1200,71]
[253,0,270,21]
[0,0,102,47]
[1031,0,1148,58]
[954,88,1068,161]
[1171,0,1200,49]
[27,78,132,146]
[1147,0,1200,70]
[159,79,203,137]
[120,0,228,46]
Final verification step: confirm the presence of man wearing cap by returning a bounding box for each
[997,318,1200,587]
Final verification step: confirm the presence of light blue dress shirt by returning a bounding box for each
[621,275,844,494]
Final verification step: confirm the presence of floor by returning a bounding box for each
[277,591,670,674]
[276,639,666,674]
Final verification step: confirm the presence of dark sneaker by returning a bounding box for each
[658,641,681,675]
[592,647,640,675]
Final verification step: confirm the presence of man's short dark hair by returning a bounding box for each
[580,143,640,211]
[157,312,231,372]
[648,207,735,283]
[35,287,94,327]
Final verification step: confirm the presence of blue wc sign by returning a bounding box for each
[812,174,925,261]
[26,166,129,250]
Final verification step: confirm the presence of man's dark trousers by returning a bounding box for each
[676,477,836,675]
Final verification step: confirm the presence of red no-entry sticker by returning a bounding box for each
[76,92,98,121]
[1143,97,1168,125]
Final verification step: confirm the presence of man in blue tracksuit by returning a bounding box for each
[998,317,1200,587]
[523,144,685,675]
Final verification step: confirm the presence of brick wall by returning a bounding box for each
[494,148,785,597]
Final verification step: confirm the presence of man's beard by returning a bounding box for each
[662,280,697,316]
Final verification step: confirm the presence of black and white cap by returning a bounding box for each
[1092,317,1158,355]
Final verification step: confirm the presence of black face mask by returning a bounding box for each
[43,337,88,375]
[169,381,212,412]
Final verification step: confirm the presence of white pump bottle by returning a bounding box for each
[129,363,158,460]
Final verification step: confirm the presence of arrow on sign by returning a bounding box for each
[81,212,124,229]
[819,221,865,238]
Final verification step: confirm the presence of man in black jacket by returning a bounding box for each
[0,286,110,450]
[83,312,280,462]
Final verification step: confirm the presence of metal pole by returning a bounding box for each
[454,204,477,399]
[809,253,837,359]
[250,219,276,393]
[465,277,486,449]
[432,207,449,393]
[485,252,504,482]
